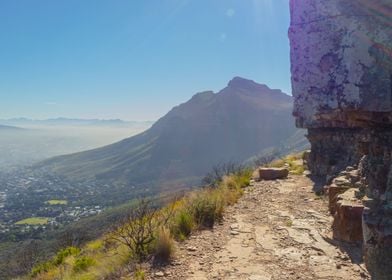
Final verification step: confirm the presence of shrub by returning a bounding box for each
[220,185,241,206]
[290,164,305,175]
[53,246,80,265]
[86,240,103,251]
[268,159,286,168]
[266,153,306,175]
[30,246,80,277]
[202,162,245,187]
[172,210,194,240]
[30,261,53,278]
[254,149,280,167]
[190,192,223,228]
[73,256,95,272]
[134,268,145,280]
[107,198,172,262]
[154,227,174,263]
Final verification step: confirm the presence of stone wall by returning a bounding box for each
[289,0,392,278]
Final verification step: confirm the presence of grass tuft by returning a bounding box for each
[172,210,194,240]
[154,227,174,263]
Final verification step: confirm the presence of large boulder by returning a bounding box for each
[258,168,289,181]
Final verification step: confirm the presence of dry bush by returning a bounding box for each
[253,149,280,167]
[107,198,173,262]
[202,162,245,187]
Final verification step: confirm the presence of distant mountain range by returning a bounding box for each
[0,124,23,130]
[0,118,153,127]
[38,77,308,190]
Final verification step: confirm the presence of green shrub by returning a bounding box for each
[73,256,95,272]
[30,246,81,277]
[53,246,80,265]
[154,227,174,262]
[172,210,194,240]
[235,169,252,187]
[266,153,306,175]
[30,261,53,277]
[190,192,223,228]
[134,268,146,280]
[290,164,305,175]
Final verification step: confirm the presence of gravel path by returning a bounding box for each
[147,175,370,280]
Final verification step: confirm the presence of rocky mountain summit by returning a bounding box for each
[289,0,392,278]
[38,77,306,190]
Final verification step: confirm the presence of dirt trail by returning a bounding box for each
[149,175,370,280]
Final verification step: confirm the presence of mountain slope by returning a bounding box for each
[38,77,306,188]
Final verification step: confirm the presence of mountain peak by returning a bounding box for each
[227,77,269,91]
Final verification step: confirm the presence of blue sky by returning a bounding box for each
[0,0,291,120]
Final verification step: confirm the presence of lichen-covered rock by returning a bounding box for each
[289,0,392,129]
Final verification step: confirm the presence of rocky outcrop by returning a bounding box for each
[289,0,392,278]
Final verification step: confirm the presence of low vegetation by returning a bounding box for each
[73,256,96,272]
[267,152,306,175]
[15,217,49,225]
[30,247,80,277]
[202,162,247,187]
[27,164,252,280]
[45,200,68,205]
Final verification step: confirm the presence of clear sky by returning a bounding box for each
[0,0,291,121]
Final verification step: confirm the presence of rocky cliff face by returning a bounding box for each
[289,0,392,278]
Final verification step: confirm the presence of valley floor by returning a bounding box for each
[146,175,370,280]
